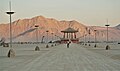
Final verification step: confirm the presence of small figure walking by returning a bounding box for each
[67,41,70,48]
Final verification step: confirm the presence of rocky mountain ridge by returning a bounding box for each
[0,16,120,42]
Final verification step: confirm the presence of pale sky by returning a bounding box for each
[0,0,120,27]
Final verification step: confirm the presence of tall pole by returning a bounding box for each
[46,30,49,48]
[51,33,54,42]
[84,34,87,45]
[83,32,85,45]
[55,35,57,41]
[41,36,45,43]
[35,25,39,43]
[105,26,109,42]
[94,30,97,47]
[6,1,15,48]
[105,19,110,50]
[6,1,15,57]
[88,29,90,46]
[36,28,38,42]
[107,26,109,42]
[46,30,49,43]
[51,33,54,46]
[82,34,84,45]
[94,30,97,43]
[35,25,40,51]
[10,12,12,47]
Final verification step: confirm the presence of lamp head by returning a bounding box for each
[6,11,15,14]
[105,24,110,26]
[35,24,39,27]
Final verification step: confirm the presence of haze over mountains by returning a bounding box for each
[0,16,120,42]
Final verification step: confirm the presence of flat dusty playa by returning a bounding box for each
[0,43,120,71]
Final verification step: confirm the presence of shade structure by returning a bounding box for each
[61,27,78,33]
[61,27,79,43]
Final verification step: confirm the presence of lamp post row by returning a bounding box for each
[6,2,111,58]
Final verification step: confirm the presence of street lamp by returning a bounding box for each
[41,36,45,43]
[6,2,15,57]
[46,30,49,48]
[35,25,40,51]
[105,24,110,50]
[88,29,91,46]
[35,25,39,42]
[54,35,61,45]
[51,33,54,47]
[84,34,87,46]
[94,30,97,47]
[54,35,57,46]
[80,36,84,45]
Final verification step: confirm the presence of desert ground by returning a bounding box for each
[0,43,120,71]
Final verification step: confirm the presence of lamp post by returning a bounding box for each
[105,24,109,43]
[35,25,40,51]
[46,30,49,48]
[83,34,85,45]
[82,35,84,45]
[51,33,54,42]
[35,25,39,43]
[41,36,45,43]
[6,2,15,57]
[94,30,97,47]
[105,24,110,50]
[55,35,62,44]
[55,35,57,46]
[84,34,87,46]
[51,33,54,47]
[88,29,91,46]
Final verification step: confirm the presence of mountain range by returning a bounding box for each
[0,16,120,42]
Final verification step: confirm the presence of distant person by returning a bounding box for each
[67,41,70,48]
